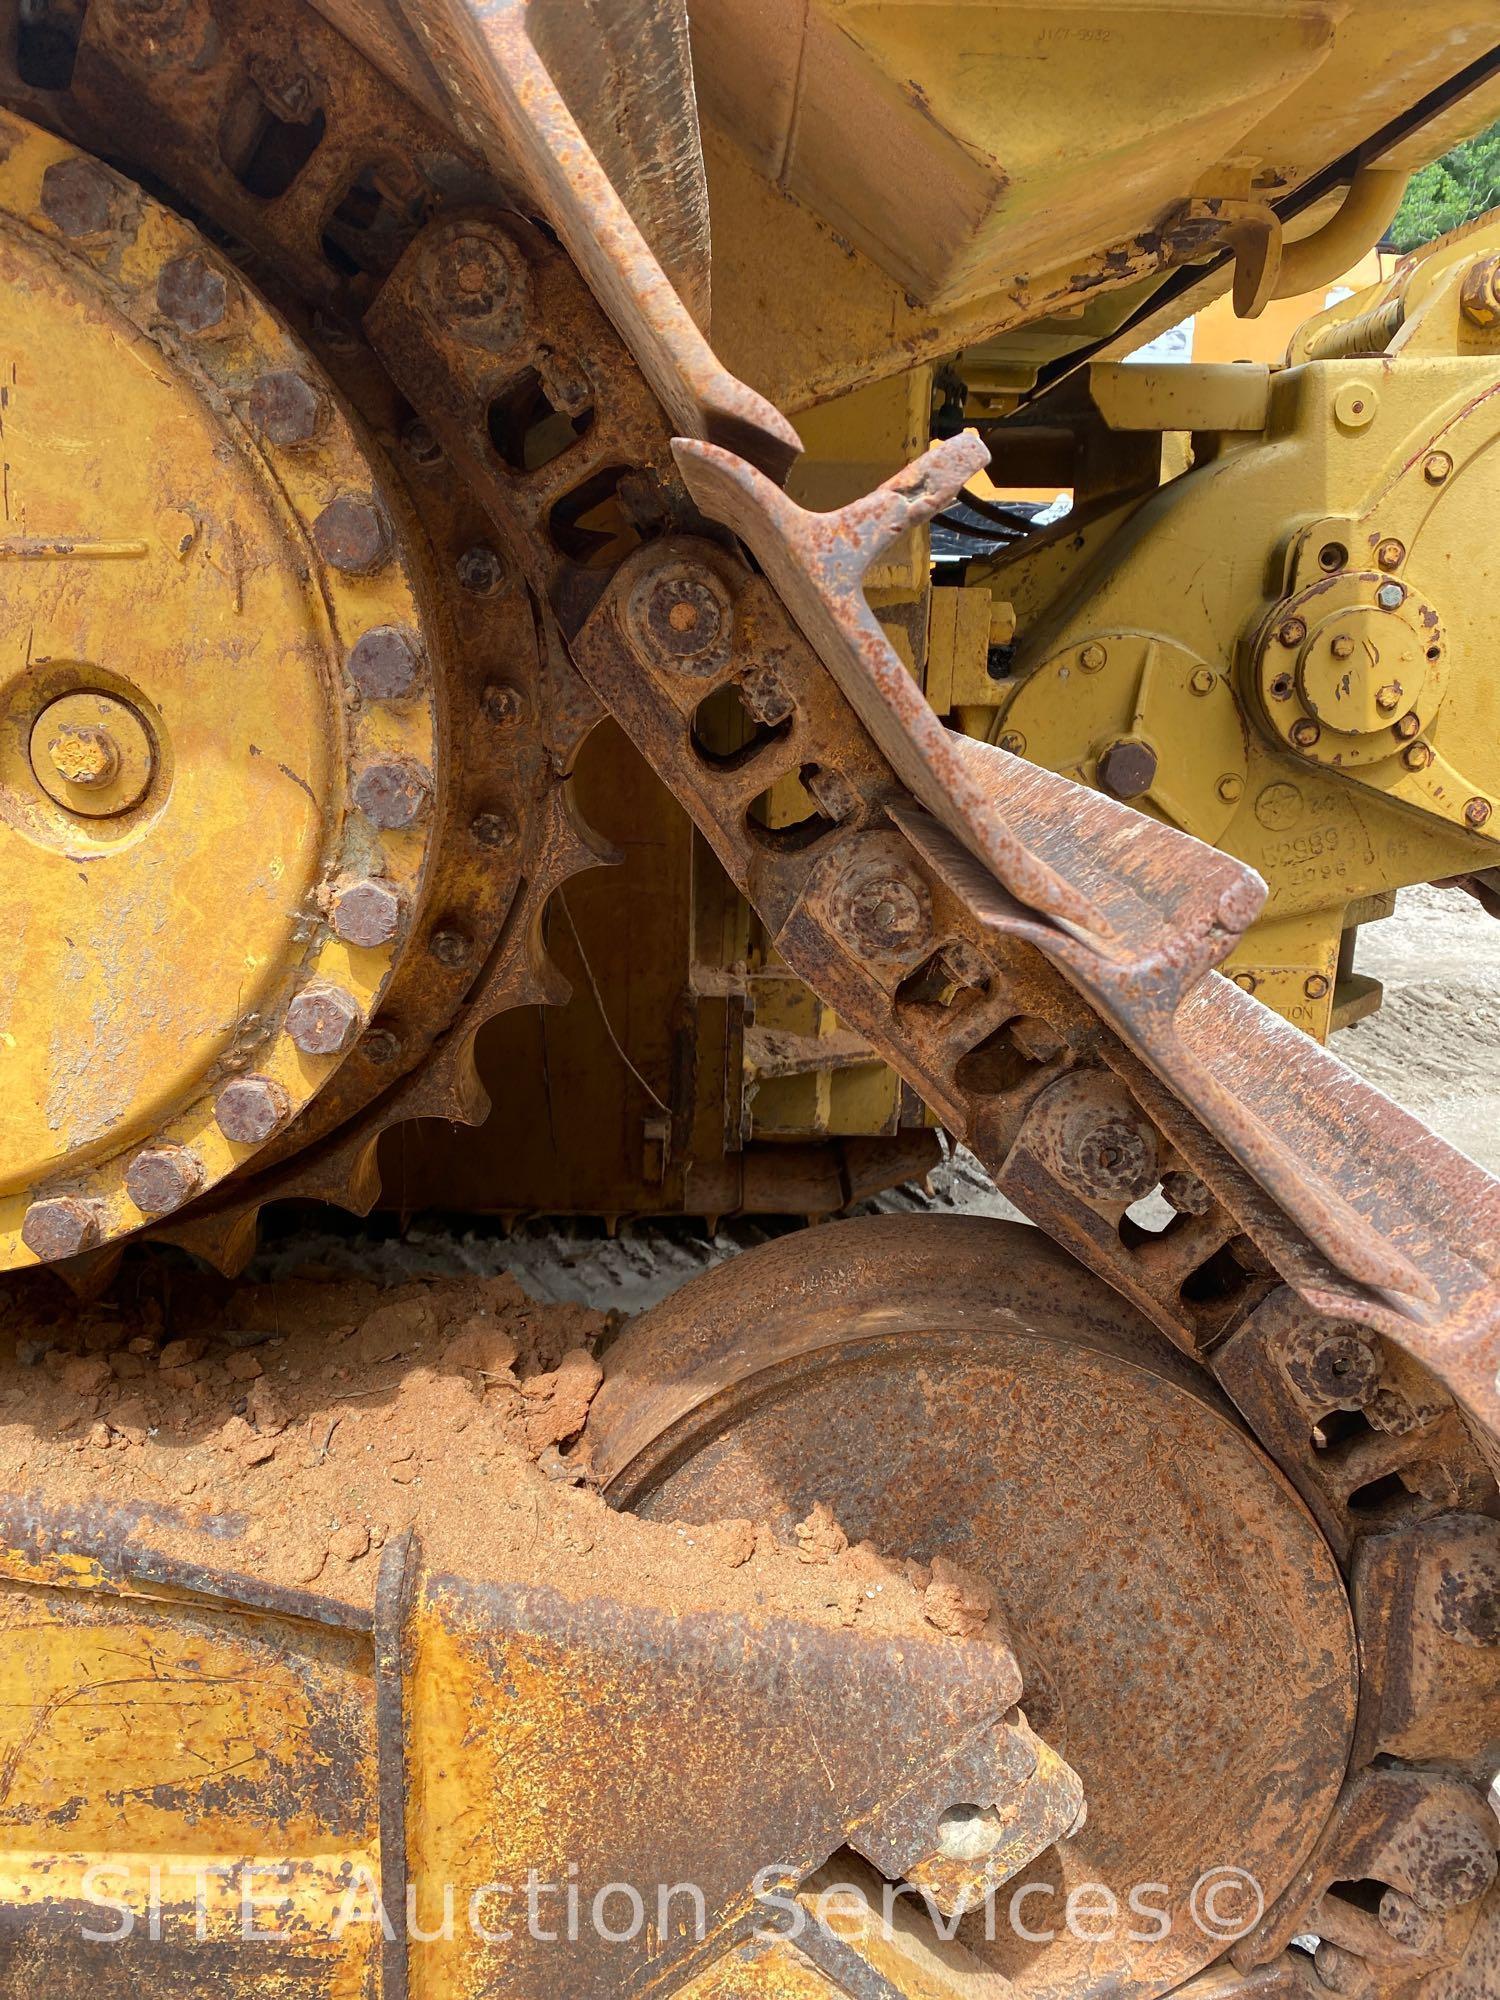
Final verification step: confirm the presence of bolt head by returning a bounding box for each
[353,757,432,830]
[47,723,119,788]
[1231,971,1259,994]
[362,1028,401,1065]
[401,419,442,467]
[471,810,513,849]
[21,1195,102,1261]
[1216,774,1243,804]
[1329,633,1356,662]
[1376,540,1405,572]
[331,878,403,948]
[40,158,118,238]
[830,855,933,959]
[1465,797,1492,829]
[1097,738,1158,800]
[1277,618,1307,649]
[1304,972,1331,1000]
[1290,718,1321,749]
[1394,711,1421,740]
[1285,1323,1381,1408]
[428,929,472,969]
[430,233,521,335]
[1425,451,1454,485]
[214,1075,288,1144]
[1189,666,1215,695]
[313,495,391,575]
[630,565,733,674]
[457,545,505,596]
[1376,580,1406,611]
[480,681,524,725]
[1079,642,1108,673]
[997,730,1027,755]
[348,626,423,701]
[156,251,228,334]
[286,983,362,1056]
[248,370,326,448]
[1375,684,1402,714]
[124,1145,204,1215]
[1402,741,1434,772]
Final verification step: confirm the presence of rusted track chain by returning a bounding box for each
[364,206,1500,1997]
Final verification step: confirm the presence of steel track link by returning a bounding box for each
[363,203,1500,1998]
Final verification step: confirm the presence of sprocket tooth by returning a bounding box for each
[387,1031,492,1127]
[151,1206,263,1279]
[270,1134,386,1217]
[53,1243,126,1301]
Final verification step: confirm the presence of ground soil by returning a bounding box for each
[0,1253,997,1640]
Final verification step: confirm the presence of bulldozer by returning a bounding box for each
[0,1,1497,1994]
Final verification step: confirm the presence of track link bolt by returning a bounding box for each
[428,232,524,342]
[828,851,933,960]
[331,879,404,948]
[353,756,432,830]
[156,251,228,334]
[214,1076,289,1144]
[248,370,326,448]
[21,1195,102,1261]
[286,984,362,1056]
[313,495,392,575]
[124,1145,204,1215]
[628,562,735,675]
[1284,1321,1381,1409]
[348,626,423,701]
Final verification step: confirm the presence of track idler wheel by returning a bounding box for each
[588,1215,1360,2000]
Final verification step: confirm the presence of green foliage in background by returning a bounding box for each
[1390,120,1500,253]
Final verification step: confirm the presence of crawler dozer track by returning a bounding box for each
[0,3,1497,1996]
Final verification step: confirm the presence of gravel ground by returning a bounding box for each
[1331,882,1500,1174]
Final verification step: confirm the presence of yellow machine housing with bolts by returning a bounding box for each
[966,223,1500,1038]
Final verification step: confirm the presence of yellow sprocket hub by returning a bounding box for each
[0,120,447,1265]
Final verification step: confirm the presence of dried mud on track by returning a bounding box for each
[0,1256,997,1639]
